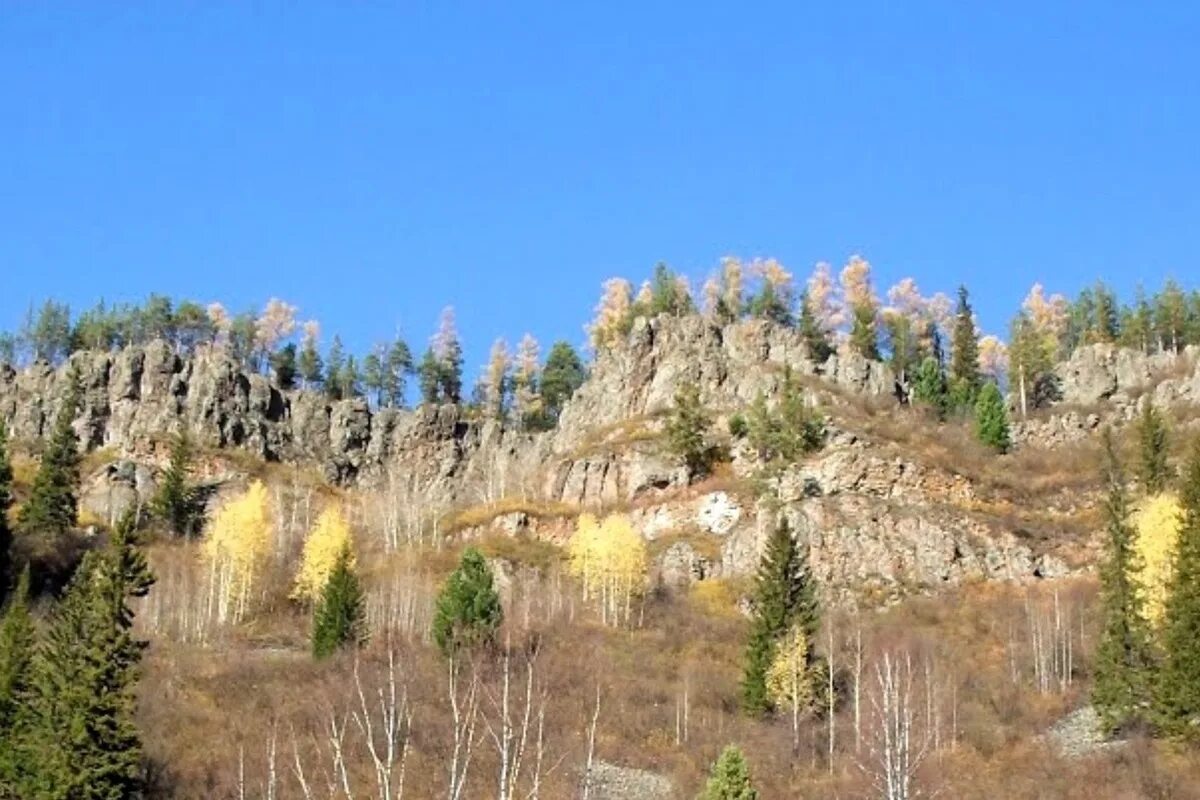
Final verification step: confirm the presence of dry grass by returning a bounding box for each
[439,496,580,535]
[566,412,663,459]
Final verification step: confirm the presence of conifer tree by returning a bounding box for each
[311,543,367,659]
[849,303,880,361]
[1155,442,1200,739]
[539,341,586,422]
[973,382,1010,453]
[911,356,949,418]
[385,338,414,407]
[1092,435,1155,734]
[23,512,154,799]
[418,348,442,405]
[664,382,714,479]
[151,431,199,537]
[18,365,83,541]
[269,342,297,390]
[798,290,833,363]
[0,569,35,792]
[741,519,818,716]
[433,547,503,657]
[325,336,347,399]
[949,285,981,406]
[298,331,324,389]
[0,421,13,602]
[700,745,758,800]
[1138,401,1171,495]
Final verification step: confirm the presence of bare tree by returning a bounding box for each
[447,656,481,800]
[354,648,412,800]
[861,651,931,800]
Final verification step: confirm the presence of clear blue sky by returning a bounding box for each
[2,3,1197,373]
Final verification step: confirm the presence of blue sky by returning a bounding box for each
[1,3,1197,374]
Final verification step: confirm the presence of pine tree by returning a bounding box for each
[433,547,503,657]
[439,338,464,405]
[18,365,83,541]
[700,745,758,800]
[539,341,586,422]
[1092,435,1155,734]
[1138,401,1171,495]
[385,338,414,407]
[1155,442,1200,739]
[664,382,714,479]
[911,356,949,419]
[270,342,297,390]
[949,285,981,406]
[151,431,199,537]
[311,543,368,659]
[741,519,818,716]
[339,355,362,399]
[325,336,347,400]
[0,570,35,793]
[418,348,442,405]
[298,335,324,389]
[848,303,880,360]
[798,290,833,363]
[22,512,154,799]
[973,382,1011,453]
[0,421,13,603]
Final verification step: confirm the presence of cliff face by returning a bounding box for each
[6,319,1194,601]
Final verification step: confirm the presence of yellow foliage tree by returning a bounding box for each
[202,480,273,624]
[766,623,814,747]
[567,513,647,626]
[1133,493,1184,625]
[292,505,354,603]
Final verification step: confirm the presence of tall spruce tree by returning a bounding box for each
[741,518,819,716]
[1155,441,1200,739]
[1092,434,1155,734]
[18,365,83,541]
[311,543,368,659]
[1137,401,1171,495]
[973,383,1011,453]
[798,290,833,363]
[664,382,714,479]
[700,745,759,800]
[911,356,949,419]
[151,432,199,537]
[949,285,981,407]
[0,570,35,794]
[433,547,503,657]
[22,512,154,799]
[0,421,13,602]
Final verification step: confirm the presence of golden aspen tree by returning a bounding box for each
[978,335,1009,385]
[1133,493,1184,625]
[766,623,814,751]
[567,513,647,626]
[202,480,273,624]
[292,505,354,603]
[254,297,298,359]
[206,302,232,347]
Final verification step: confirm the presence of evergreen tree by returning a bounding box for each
[339,355,362,399]
[910,356,949,418]
[385,338,414,407]
[22,512,154,799]
[1092,435,1155,734]
[664,382,714,479]
[311,543,368,660]
[0,422,13,603]
[18,366,83,541]
[151,432,200,537]
[973,382,1010,453]
[700,745,758,800]
[324,336,347,400]
[741,519,818,716]
[539,342,586,422]
[270,342,297,390]
[798,290,833,363]
[1155,442,1200,739]
[0,570,35,793]
[648,263,693,317]
[432,547,503,657]
[848,302,880,360]
[298,335,324,389]
[439,338,464,404]
[744,372,825,467]
[418,348,442,405]
[949,286,981,406]
[1137,401,1171,495]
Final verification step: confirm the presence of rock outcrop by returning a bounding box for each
[6,317,1174,601]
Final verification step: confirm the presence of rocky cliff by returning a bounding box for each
[6,318,1195,602]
